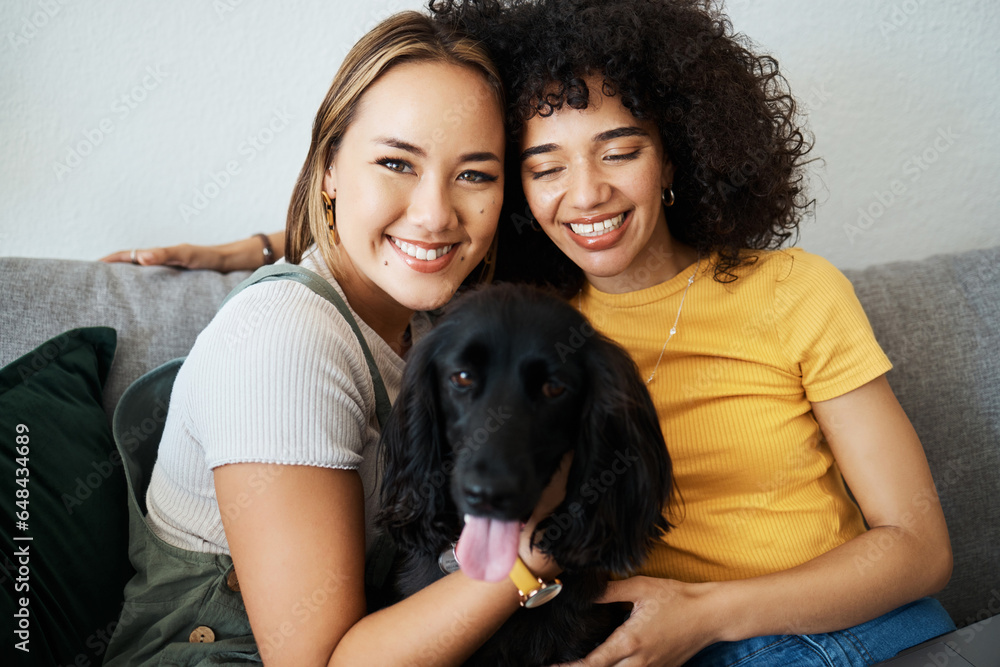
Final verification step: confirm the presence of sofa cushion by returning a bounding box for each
[0,326,128,665]
[845,246,1000,626]
[0,259,249,421]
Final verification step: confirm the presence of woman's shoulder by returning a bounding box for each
[702,249,858,321]
[726,247,847,287]
[733,248,873,339]
[191,262,371,382]
[213,276,356,347]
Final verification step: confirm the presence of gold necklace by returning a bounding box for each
[578,258,701,385]
[645,259,700,384]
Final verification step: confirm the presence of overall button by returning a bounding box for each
[189,626,216,643]
[227,569,240,592]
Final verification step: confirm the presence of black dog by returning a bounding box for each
[377,283,673,666]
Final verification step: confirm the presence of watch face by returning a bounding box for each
[523,581,563,609]
[438,546,460,574]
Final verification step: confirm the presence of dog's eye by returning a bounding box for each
[542,381,566,398]
[450,371,474,389]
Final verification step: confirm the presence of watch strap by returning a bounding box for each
[509,556,562,608]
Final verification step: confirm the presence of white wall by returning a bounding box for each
[725,0,1000,268]
[2,0,997,270]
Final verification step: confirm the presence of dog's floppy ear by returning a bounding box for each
[542,334,673,574]
[376,326,457,556]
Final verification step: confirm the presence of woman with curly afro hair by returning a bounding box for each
[105,1,956,664]
[431,0,956,665]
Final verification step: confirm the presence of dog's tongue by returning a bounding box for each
[456,515,520,582]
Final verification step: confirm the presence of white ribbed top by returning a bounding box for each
[145,250,428,555]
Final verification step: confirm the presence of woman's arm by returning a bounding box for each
[216,463,516,666]
[716,374,953,636]
[562,374,952,666]
[215,456,568,667]
[100,231,285,272]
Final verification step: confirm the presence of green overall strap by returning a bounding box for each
[222,264,397,599]
[221,264,392,429]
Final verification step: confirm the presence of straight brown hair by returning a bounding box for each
[285,11,504,282]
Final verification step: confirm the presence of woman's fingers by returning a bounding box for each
[536,451,574,518]
[519,452,575,579]
[98,249,142,264]
[98,244,224,270]
[99,246,183,267]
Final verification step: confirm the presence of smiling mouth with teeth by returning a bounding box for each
[392,238,454,261]
[568,212,626,237]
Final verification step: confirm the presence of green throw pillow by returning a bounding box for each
[1,327,132,667]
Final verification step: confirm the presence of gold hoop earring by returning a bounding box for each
[662,187,675,207]
[321,190,338,244]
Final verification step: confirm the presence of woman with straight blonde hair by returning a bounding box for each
[103,11,562,666]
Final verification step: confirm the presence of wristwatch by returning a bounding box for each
[438,543,461,574]
[508,556,562,608]
[255,233,276,265]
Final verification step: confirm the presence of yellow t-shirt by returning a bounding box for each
[577,248,892,583]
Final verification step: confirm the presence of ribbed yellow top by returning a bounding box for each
[578,248,892,583]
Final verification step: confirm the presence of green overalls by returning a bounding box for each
[103,265,393,666]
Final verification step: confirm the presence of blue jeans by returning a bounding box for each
[687,597,955,666]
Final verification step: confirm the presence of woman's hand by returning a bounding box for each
[552,576,720,667]
[100,244,232,271]
[520,452,573,579]
[100,232,284,272]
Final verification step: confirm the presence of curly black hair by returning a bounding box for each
[430,0,814,292]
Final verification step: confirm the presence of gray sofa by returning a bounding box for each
[1,248,997,648]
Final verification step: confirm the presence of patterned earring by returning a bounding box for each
[321,190,338,244]
[662,187,675,207]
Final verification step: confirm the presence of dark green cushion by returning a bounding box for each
[1,327,131,666]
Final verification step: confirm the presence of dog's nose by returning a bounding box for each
[462,482,516,516]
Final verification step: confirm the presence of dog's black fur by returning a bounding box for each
[377,284,673,666]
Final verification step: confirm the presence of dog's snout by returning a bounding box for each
[462,480,517,516]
